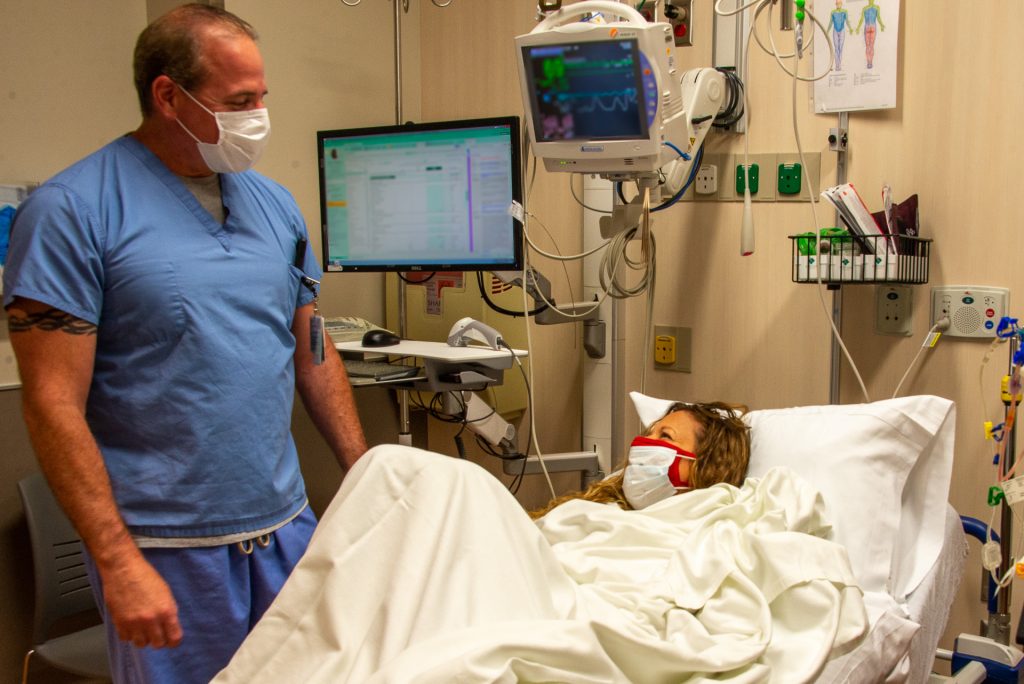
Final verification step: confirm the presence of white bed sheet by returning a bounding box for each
[817,504,967,683]
[902,504,968,683]
[214,445,872,684]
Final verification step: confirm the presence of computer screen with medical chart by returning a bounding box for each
[317,117,523,273]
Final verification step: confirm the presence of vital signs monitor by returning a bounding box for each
[515,1,688,177]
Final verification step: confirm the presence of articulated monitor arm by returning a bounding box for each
[661,67,727,197]
[492,268,606,359]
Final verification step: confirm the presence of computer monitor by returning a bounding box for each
[317,116,523,273]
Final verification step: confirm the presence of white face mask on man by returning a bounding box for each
[175,84,271,173]
[622,436,697,510]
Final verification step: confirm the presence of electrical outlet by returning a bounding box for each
[683,153,723,201]
[875,285,913,336]
[654,325,691,372]
[694,164,718,195]
[654,335,676,364]
[775,152,820,201]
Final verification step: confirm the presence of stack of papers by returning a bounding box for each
[820,183,893,255]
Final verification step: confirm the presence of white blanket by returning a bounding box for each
[214,445,868,684]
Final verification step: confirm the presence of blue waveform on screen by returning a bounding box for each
[557,89,638,114]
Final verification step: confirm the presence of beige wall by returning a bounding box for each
[1,3,146,679]
[3,0,1021,679]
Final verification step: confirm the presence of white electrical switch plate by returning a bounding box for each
[931,286,1010,338]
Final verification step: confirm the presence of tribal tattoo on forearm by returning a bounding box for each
[8,309,97,335]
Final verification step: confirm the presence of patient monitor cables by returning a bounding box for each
[785,29,871,403]
[713,0,872,401]
[515,213,654,499]
[613,143,704,213]
[713,0,833,258]
[890,317,950,400]
[516,269,557,500]
[518,131,661,498]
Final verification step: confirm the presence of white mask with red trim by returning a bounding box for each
[622,436,697,510]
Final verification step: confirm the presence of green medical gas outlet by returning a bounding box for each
[736,163,759,194]
[778,163,802,195]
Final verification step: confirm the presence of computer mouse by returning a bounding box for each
[362,329,401,347]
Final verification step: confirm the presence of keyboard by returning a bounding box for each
[343,359,421,382]
[324,316,392,343]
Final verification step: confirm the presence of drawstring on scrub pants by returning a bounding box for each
[237,533,273,555]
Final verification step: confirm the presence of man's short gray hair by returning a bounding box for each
[133,3,258,116]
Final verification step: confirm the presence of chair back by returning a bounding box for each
[17,473,101,643]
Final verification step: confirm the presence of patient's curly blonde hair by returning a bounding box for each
[529,401,750,519]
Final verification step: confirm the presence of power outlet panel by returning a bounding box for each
[931,286,1010,338]
[876,285,913,336]
[719,153,776,201]
[684,152,724,201]
[777,163,802,195]
[653,325,691,373]
[735,163,759,194]
[775,153,820,202]
[705,153,815,202]
[694,163,718,195]
[654,335,676,364]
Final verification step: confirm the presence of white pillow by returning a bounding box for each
[743,395,955,601]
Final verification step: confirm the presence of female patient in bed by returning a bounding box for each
[531,399,750,518]
[211,395,868,684]
[213,395,871,684]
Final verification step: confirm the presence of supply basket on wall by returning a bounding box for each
[789,234,931,287]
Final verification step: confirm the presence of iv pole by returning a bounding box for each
[392,0,413,445]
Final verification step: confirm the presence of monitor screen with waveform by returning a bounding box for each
[522,39,651,143]
[316,117,523,273]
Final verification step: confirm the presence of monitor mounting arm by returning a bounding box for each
[493,267,605,359]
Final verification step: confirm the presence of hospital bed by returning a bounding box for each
[213,394,964,683]
[744,394,964,682]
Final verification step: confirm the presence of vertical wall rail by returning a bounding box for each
[828,111,849,405]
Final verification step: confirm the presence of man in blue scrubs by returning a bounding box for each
[3,5,368,682]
